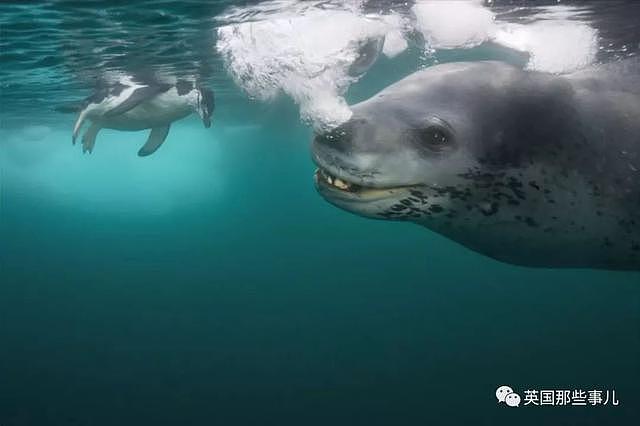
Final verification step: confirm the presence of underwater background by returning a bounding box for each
[1,1,639,425]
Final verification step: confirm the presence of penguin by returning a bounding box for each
[69,79,214,156]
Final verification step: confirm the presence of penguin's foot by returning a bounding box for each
[81,123,101,154]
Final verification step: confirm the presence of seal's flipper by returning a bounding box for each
[105,85,171,117]
[82,123,101,154]
[138,125,170,157]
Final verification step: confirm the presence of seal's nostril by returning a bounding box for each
[314,119,364,154]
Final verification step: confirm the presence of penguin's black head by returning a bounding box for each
[197,87,215,128]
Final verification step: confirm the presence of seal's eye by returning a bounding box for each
[421,126,449,147]
[415,121,455,154]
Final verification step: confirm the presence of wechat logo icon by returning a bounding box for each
[496,385,521,407]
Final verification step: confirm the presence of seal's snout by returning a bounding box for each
[313,119,363,154]
[312,118,373,191]
[314,121,353,151]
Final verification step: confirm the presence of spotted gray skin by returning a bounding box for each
[312,59,640,270]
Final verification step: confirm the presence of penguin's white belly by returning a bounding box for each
[98,97,193,131]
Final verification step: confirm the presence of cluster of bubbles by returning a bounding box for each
[215,0,600,131]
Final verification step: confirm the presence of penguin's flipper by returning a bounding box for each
[138,125,170,157]
[105,84,171,117]
[82,122,101,154]
[72,109,88,144]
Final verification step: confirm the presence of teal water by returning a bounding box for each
[1,1,640,425]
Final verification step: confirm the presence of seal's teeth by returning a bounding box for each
[333,178,348,190]
[316,167,358,192]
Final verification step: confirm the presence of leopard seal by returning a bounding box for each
[312,59,640,270]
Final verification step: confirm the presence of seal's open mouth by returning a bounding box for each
[314,168,363,193]
[313,167,418,202]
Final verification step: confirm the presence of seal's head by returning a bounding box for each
[311,60,639,268]
[312,61,548,221]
